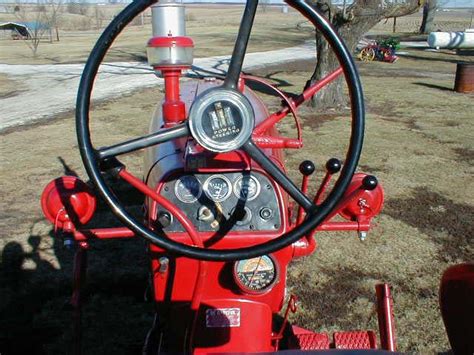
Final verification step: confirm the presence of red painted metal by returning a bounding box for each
[148,36,194,48]
[273,295,298,349]
[326,173,384,222]
[120,169,200,243]
[340,173,384,220]
[295,67,344,106]
[118,169,208,324]
[289,327,330,350]
[192,299,273,352]
[39,22,390,351]
[252,135,303,149]
[314,172,333,205]
[159,68,187,124]
[74,227,135,241]
[296,174,310,225]
[244,74,301,142]
[439,263,474,354]
[376,283,397,351]
[253,67,343,136]
[333,331,377,349]
[41,176,96,228]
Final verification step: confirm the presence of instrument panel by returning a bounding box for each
[156,171,281,233]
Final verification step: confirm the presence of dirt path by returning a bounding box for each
[0,42,315,132]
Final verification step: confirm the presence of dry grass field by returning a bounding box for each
[0,5,472,64]
[1,4,473,355]
[0,5,308,64]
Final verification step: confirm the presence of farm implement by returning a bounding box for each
[358,39,399,63]
[40,0,473,353]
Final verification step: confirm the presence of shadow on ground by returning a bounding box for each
[384,187,473,263]
[0,158,152,355]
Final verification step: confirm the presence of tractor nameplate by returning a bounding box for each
[206,308,241,328]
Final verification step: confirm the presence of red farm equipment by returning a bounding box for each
[358,40,399,63]
[40,1,473,354]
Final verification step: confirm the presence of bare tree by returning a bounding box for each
[260,0,271,12]
[43,0,62,42]
[14,0,50,56]
[419,0,450,34]
[67,0,88,16]
[94,5,106,29]
[306,0,423,109]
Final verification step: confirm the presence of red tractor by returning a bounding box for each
[40,1,473,353]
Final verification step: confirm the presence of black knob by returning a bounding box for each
[362,175,378,190]
[326,158,341,174]
[299,160,315,176]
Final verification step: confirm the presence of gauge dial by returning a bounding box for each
[234,175,261,201]
[234,255,278,294]
[174,175,202,203]
[204,175,232,202]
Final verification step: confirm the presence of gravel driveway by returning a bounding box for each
[0,42,315,132]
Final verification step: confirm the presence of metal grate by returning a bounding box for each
[293,333,330,350]
[333,331,377,349]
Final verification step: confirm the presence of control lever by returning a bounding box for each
[297,160,315,225]
[314,158,341,204]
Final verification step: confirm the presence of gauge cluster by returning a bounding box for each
[157,172,281,233]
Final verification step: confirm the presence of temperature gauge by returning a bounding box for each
[234,175,260,201]
[234,255,278,294]
[204,175,232,202]
[174,175,202,203]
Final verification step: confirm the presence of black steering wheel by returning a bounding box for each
[76,0,364,261]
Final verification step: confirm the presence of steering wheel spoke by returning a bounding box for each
[97,123,189,160]
[223,1,259,90]
[242,139,314,212]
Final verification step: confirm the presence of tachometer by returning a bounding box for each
[234,175,260,201]
[204,175,232,202]
[174,175,202,203]
[234,255,278,294]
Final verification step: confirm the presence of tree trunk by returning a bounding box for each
[308,30,346,109]
[420,0,438,34]
[305,0,422,110]
[307,9,380,109]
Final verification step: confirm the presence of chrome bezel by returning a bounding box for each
[233,255,279,295]
[233,174,261,202]
[203,174,233,202]
[174,175,202,203]
[188,88,255,153]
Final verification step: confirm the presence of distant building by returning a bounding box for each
[0,21,50,39]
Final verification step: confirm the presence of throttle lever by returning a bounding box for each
[296,160,316,225]
[314,158,342,204]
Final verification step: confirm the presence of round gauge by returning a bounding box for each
[174,175,202,203]
[234,255,278,294]
[234,175,261,201]
[204,175,232,202]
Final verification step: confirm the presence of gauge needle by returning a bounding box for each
[249,257,262,286]
[216,185,223,198]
